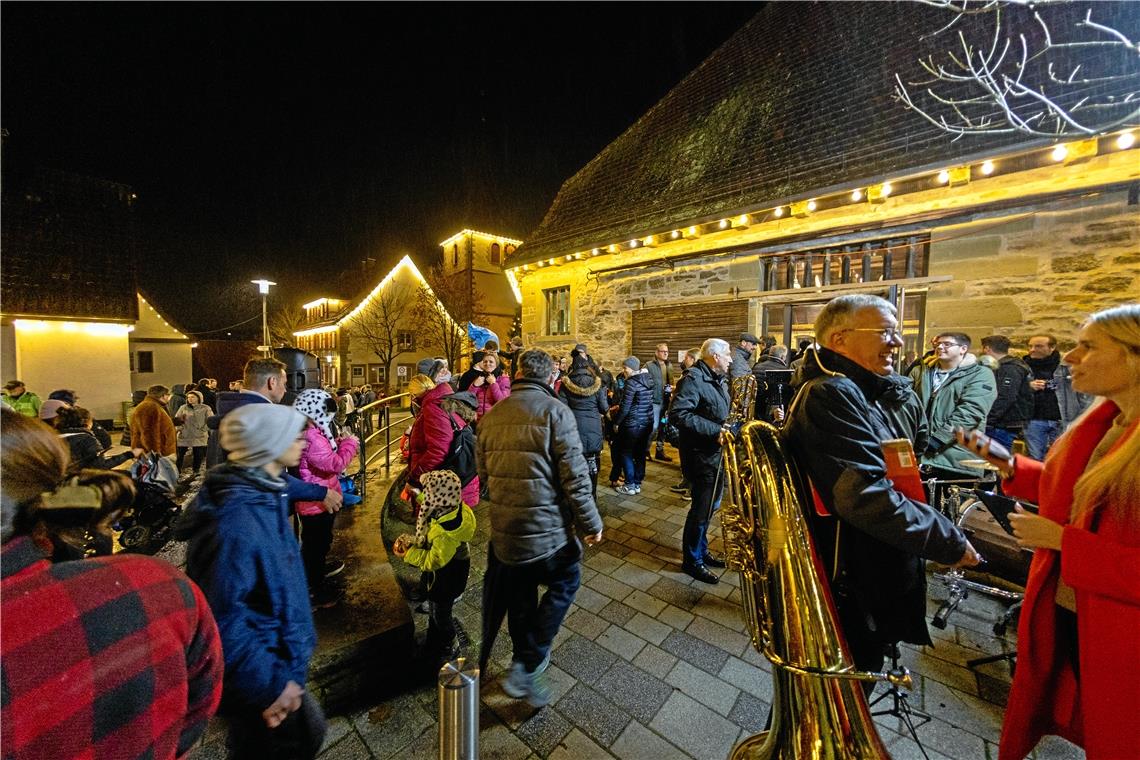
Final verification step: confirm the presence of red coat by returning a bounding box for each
[999,400,1140,760]
[408,383,480,505]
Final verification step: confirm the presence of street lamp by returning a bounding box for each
[326,354,335,386]
[251,279,276,356]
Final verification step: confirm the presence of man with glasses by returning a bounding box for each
[909,332,997,475]
[1023,334,1091,460]
[646,343,674,461]
[783,294,978,676]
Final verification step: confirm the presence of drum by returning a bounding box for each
[956,498,1032,586]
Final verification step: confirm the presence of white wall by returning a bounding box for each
[130,341,193,393]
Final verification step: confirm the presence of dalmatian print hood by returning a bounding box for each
[292,388,338,450]
[414,469,463,547]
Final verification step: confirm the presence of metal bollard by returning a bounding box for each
[438,657,479,760]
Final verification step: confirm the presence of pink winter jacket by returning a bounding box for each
[472,374,510,420]
[295,423,359,517]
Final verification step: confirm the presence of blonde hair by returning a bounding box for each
[407,374,435,399]
[1070,304,1140,527]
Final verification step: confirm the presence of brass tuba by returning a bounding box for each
[721,420,910,759]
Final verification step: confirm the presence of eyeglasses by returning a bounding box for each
[932,341,962,348]
[840,328,903,341]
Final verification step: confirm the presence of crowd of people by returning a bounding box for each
[2,299,1136,759]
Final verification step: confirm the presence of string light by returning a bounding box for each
[806,199,817,212]
[850,189,863,202]
[718,219,729,229]
[1117,132,1135,150]
[936,170,950,184]
[670,230,680,239]
[773,207,785,218]
[1051,144,1068,162]
[980,160,995,175]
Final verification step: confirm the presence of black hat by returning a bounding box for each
[740,333,760,344]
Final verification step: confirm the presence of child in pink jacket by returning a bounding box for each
[293,389,359,609]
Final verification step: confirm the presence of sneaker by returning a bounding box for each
[501,661,529,698]
[669,482,688,493]
[324,559,346,578]
[631,484,642,494]
[526,671,552,708]
[679,490,692,501]
[310,586,343,609]
[614,484,637,496]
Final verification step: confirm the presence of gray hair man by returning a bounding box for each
[783,293,978,677]
[668,338,732,583]
[476,349,603,706]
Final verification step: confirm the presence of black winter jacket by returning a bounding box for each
[669,359,730,472]
[557,369,609,455]
[58,428,134,471]
[987,355,1032,429]
[612,371,654,433]
[783,348,967,647]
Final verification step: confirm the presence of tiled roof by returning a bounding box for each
[514,1,1139,264]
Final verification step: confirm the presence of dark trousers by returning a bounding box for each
[298,511,335,591]
[484,541,582,673]
[176,445,206,472]
[680,456,723,568]
[583,452,600,498]
[615,428,651,486]
[223,691,327,760]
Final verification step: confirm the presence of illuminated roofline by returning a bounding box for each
[438,228,524,249]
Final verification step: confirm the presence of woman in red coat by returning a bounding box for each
[408,381,480,507]
[959,304,1140,760]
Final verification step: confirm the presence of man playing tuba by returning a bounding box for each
[783,294,980,677]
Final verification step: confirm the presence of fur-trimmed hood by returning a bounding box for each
[559,370,602,397]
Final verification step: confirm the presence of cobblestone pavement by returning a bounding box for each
[193,450,1084,760]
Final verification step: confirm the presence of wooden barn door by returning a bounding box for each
[631,301,749,363]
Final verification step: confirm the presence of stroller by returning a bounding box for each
[118,453,184,555]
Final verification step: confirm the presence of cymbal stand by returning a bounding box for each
[869,644,932,760]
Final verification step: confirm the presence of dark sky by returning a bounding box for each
[2,2,762,335]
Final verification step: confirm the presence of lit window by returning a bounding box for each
[397,330,415,351]
[490,243,501,265]
[544,286,570,336]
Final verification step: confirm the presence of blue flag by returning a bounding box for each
[467,322,499,350]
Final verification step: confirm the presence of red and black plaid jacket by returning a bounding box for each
[1,535,223,759]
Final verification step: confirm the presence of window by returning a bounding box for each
[490,243,501,265]
[544,286,570,335]
[136,351,154,373]
[397,330,415,351]
[352,365,365,379]
[453,244,459,267]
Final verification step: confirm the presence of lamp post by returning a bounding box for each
[325,354,335,387]
[251,279,276,357]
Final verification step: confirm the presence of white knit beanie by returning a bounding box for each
[221,404,306,468]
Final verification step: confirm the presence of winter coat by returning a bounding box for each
[176,402,212,447]
[1053,363,1093,429]
[669,359,730,473]
[612,370,654,434]
[987,355,1033,430]
[295,424,359,517]
[58,427,134,471]
[3,390,41,417]
[784,348,968,648]
[999,401,1140,760]
[176,464,316,712]
[645,359,674,406]
[729,344,754,379]
[168,384,188,420]
[406,504,475,602]
[408,383,480,506]
[130,396,177,456]
[476,378,603,565]
[910,355,997,474]
[471,374,509,420]
[557,369,609,455]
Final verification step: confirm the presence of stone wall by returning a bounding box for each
[516,191,1139,368]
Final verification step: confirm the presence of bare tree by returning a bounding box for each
[268,305,305,347]
[345,279,416,388]
[412,265,485,370]
[895,1,1140,138]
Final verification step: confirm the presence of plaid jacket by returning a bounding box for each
[1,535,223,759]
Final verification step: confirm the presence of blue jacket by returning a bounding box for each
[613,371,654,432]
[176,464,317,711]
[206,391,327,503]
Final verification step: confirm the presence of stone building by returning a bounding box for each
[506,4,1139,369]
[438,228,523,351]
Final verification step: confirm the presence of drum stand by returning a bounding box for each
[869,644,932,760]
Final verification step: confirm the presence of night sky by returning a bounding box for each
[2,3,762,335]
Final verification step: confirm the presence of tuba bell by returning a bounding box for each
[721,420,910,759]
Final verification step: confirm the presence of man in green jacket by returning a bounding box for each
[910,332,997,475]
[2,381,42,418]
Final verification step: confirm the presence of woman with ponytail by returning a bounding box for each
[957,304,1140,760]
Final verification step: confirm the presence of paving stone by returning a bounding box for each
[609,720,689,760]
[656,603,695,630]
[593,659,675,724]
[623,612,673,646]
[727,690,769,733]
[718,655,773,702]
[391,725,444,760]
[657,566,697,586]
[571,584,611,613]
[666,658,740,716]
[685,615,750,656]
[482,676,545,730]
[515,707,574,758]
[596,624,647,661]
[689,592,744,630]
[650,691,742,760]
[317,731,375,760]
[585,550,626,574]
[555,683,633,748]
[597,540,633,559]
[547,728,616,760]
[353,691,435,759]
[598,599,639,626]
[1033,734,1085,759]
[874,713,989,760]
[586,573,636,602]
[660,629,732,676]
[606,528,633,545]
[477,714,535,760]
[623,588,667,617]
[611,562,662,590]
[648,577,705,611]
[563,607,610,640]
[624,536,659,555]
[551,632,619,685]
[921,677,1005,741]
[875,725,956,760]
[623,512,657,527]
[319,716,355,753]
[622,550,666,572]
[632,643,680,680]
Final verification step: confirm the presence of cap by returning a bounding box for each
[740,333,760,345]
[39,399,71,421]
[573,343,588,355]
[4,380,25,391]
[416,358,436,375]
[623,356,640,371]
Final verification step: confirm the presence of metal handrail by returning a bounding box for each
[354,392,411,499]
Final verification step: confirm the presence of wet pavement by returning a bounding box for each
[188,448,1084,760]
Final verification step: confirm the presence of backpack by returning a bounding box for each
[437,407,477,487]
